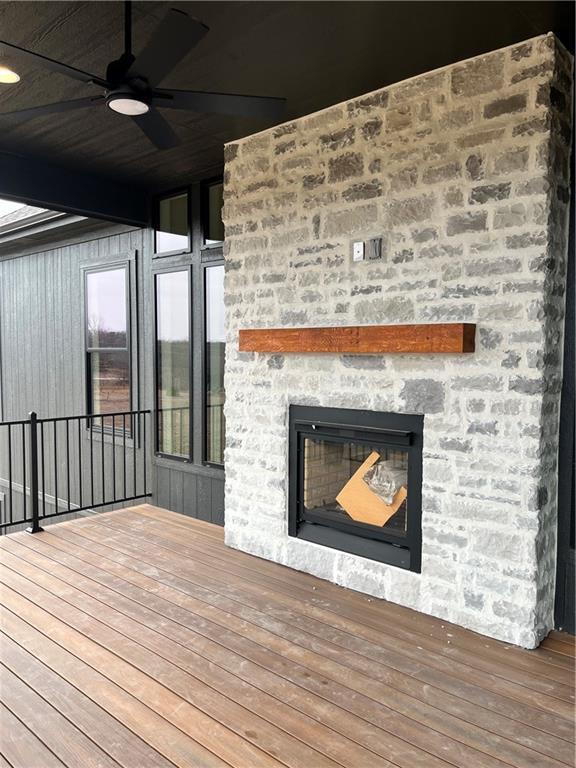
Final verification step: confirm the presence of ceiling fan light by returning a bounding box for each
[0,66,20,84]
[107,95,149,116]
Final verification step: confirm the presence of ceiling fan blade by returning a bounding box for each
[154,89,286,120]
[0,39,108,87]
[132,108,180,150]
[0,97,104,122]
[126,9,208,88]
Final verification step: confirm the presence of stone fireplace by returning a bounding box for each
[222,34,573,648]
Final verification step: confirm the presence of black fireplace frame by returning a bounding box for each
[289,404,423,572]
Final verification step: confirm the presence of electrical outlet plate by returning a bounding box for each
[366,237,383,261]
[352,241,365,262]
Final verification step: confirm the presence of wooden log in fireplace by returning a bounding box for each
[239,323,476,354]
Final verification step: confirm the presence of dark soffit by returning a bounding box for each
[0,1,573,199]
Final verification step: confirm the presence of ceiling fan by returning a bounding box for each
[0,1,286,150]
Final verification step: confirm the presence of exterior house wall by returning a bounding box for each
[222,34,573,647]
[0,226,150,525]
[0,226,145,422]
[0,221,225,527]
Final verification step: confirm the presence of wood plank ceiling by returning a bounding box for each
[0,1,573,197]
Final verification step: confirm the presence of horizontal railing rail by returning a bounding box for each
[0,409,152,534]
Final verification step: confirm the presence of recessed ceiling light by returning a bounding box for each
[0,66,20,84]
[107,95,149,116]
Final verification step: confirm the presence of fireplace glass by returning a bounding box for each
[302,438,408,536]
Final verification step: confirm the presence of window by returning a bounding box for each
[205,265,225,465]
[85,266,130,427]
[156,270,191,458]
[155,191,189,254]
[203,181,224,245]
[153,180,225,470]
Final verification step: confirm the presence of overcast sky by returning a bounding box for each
[0,199,25,217]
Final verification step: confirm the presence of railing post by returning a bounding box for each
[26,411,43,534]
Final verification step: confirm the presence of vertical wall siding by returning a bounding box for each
[155,465,224,525]
[0,229,142,420]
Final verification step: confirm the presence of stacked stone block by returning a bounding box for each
[222,34,573,647]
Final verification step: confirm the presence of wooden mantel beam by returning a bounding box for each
[239,323,476,354]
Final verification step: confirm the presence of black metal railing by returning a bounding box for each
[0,409,152,534]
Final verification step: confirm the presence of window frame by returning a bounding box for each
[153,264,194,462]
[83,261,133,431]
[153,188,192,258]
[152,179,225,472]
[202,257,225,468]
[200,177,225,250]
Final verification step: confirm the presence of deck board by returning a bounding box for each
[1,633,174,768]
[547,631,576,648]
[1,664,120,768]
[107,508,576,682]
[0,702,66,768]
[1,505,574,768]
[68,513,575,711]
[121,505,576,676]
[541,636,576,659]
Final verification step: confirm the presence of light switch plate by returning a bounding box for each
[352,241,365,262]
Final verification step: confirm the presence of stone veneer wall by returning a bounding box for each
[222,34,573,647]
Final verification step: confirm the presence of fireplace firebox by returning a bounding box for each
[289,405,423,572]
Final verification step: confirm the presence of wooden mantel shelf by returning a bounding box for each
[239,323,476,354]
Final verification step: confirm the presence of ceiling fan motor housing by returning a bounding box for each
[106,87,150,116]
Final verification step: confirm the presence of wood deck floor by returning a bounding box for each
[0,504,574,768]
